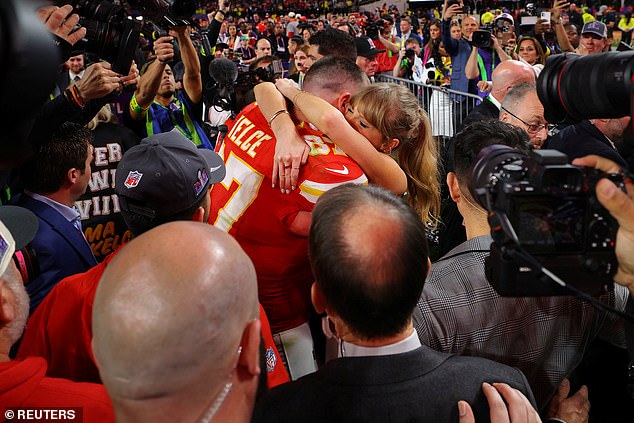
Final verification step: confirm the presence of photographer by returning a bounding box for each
[126,22,213,149]
[413,119,626,414]
[464,14,513,97]
[393,37,424,82]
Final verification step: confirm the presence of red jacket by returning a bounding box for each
[18,250,289,388]
[0,357,114,422]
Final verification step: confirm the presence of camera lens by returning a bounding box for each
[537,51,634,123]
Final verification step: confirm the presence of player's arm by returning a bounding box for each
[288,211,311,236]
[275,79,407,196]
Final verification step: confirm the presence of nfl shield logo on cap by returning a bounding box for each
[124,171,144,189]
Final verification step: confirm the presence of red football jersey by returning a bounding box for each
[210,103,367,333]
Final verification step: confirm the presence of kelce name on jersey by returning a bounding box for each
[226,115,272,158]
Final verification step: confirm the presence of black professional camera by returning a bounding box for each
[364,18,386,40]
[538,51,634,123]
[471,19,510,48]
[400,48,417,69]
[55,0,141,74]
[470,145,620,296]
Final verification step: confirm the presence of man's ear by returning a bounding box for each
[335,93,352,114]
[311,282,326,314]
[237,319,261,376]
[447,172,462,203]
[499,111,510,123]
[192,207,205,223]
[67,168,79,185]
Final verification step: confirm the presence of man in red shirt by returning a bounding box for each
[0,207,113,422]
[209,56,369,379]
[17,132,289,388]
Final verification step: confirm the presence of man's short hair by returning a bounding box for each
[21,122,91,194]
[309,29,357,62]
[404,37,421,47]
[309,184,429,340]
[453,120,530,195]
[289,35,304,46]
[303,56,368,96]
[501,82,536,115]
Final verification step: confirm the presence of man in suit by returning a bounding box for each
[55,52,85,95]
[253,184,536,422]
[459,59,535,130]
[14,122,97,313]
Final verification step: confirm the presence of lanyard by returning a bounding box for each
[477,50,496,81]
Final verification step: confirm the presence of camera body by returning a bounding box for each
[56,0,141,74]
[471,19,510,49]
[470,145,618,296]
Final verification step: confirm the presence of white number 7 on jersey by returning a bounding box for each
[213,152,265,232]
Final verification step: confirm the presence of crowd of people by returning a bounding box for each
[1,0,634,421]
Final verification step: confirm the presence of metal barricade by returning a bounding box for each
[374,74,482,140]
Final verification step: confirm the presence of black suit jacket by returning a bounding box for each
[544,119,629,169]
[252,345,535,423]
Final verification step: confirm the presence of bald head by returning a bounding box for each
[93,222,258,414]
[491,60,536,102]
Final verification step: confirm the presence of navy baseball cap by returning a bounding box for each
[582,21,607,39]
[115,131,226,218]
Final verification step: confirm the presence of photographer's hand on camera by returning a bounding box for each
[573,155,634,297]
[491,35,512,61]
[170,26,203,104]
[37,4,86,46]
[154,36,176,64]
[74,62,122,103]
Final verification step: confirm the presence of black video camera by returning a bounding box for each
[364,19,386,40]
[470,145,620,296]
[55,0,141,74]
[471,19,510,48]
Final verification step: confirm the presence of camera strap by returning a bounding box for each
[477,50,496,82]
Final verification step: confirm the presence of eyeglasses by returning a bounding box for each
[501,106,553,134]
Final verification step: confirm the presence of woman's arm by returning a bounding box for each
[275,79,407,195]
[253,82,309,192]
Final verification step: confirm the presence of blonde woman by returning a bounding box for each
[256,81,440,224]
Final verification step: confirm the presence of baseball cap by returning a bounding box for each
[115,131,226,219]
[494,13,515,26]
[581,21,607,38]
[0,206,38,276]
[354,36,385,58]
[288,12,296,18]
[240,34,250,41]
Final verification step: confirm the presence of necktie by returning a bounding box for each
[73,75,81,83]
